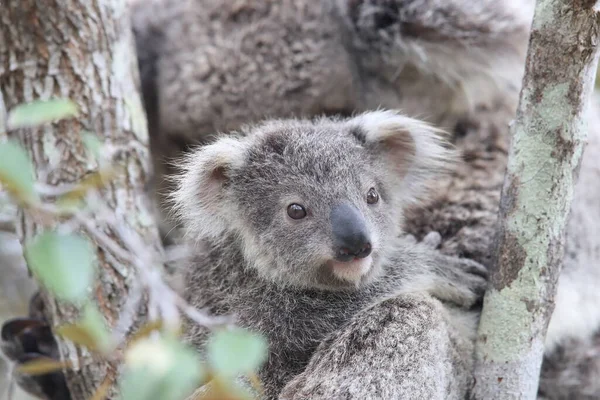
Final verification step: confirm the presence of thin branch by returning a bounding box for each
[173,295,235,329]
[110,276,144,345]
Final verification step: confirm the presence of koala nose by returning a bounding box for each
[330,203,373,262]
[336,242,372,261]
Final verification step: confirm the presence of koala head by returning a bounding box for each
[172,111,455,291]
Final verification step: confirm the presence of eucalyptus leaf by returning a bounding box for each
[24,232,96,302]
[80,302,112,352]
[58,169,113,203]
[201,378,256,400]
[17,358,71,376]
[0,140,39,205]
[56,324,99,351]
[120,336,205,400]
[7,99,78,129]
[57,303,112,353]
[82,131,103,161]
[207,328,268,378]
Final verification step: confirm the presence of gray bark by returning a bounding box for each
[471,1,600,399]
[0,0,160,398]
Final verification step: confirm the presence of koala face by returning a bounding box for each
[229,123,400,290]
[173,111,455,291]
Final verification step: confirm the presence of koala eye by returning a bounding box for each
[366,188,379,204]
[287,203,307,220]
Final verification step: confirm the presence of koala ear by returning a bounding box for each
[348,110,457,206]
[170,136,248,240]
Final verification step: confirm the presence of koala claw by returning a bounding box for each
[402,233,418,244]
[402,231,443,249]
[421,231,442,249]
[432,255,489,309]
[453,257,489,280]
[1,294,70,400]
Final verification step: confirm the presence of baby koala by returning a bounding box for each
[172,110,487,398]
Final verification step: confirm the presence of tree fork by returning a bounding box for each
[0,0,160,397]
[471,1,600,399]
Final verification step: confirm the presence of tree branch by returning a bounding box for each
[471,1,600,399]
[0,1,163,397]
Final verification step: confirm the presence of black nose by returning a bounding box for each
[330,203,373,262]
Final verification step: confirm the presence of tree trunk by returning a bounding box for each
[0,1,160,398]
[470,1,600,399]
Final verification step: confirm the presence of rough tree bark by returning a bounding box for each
[0,0,160,398]
[471,1,600,399]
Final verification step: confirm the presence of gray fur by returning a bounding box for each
[131,0,533,140]
[129,0,600,398]
[3,0,596,398]
[279,295,477,400]
[129,0,534,240]
[172,111,488,399]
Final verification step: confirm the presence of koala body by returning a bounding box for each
[172,111,487,399]
[131,0,533,141]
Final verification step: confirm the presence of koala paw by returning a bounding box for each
[1,292,70,400]
[421,231,442,249]
[402,231,442,249]
[431,255,489,309]
[401,233,418,245]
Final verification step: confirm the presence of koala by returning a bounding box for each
[279,110,600,400]
[131,0,533,141]
[128,0,535,241]
[173,111,488,399]
[2,111,488,400]
[131,0,600,396]
[4,0,600,398]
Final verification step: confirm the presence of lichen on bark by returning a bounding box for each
[471,1,600,399]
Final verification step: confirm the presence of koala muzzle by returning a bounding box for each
[330,203,372,262]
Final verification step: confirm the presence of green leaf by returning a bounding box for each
[127,320,166,346]
[202,378,255,400]
[57,169,115,204]
[0,140,39,205]
[54,196,85,214]
[82,131,103,161]
[7,99,79,129]
[207,328,268,378]
[56,303,112,353]
[56,324,100,351]
[120,335,205,400]
[90,375,112,400]
[24,232,96,302]
[17,358,71,376]
[80,302,112,352]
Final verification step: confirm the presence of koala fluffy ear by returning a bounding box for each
[348,110,458,206]
[170,136,248,240]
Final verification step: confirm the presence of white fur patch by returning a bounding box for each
[348,110,457,205]
[329,256,373,283]
[545,272,600,352]
[169,136,249,241]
